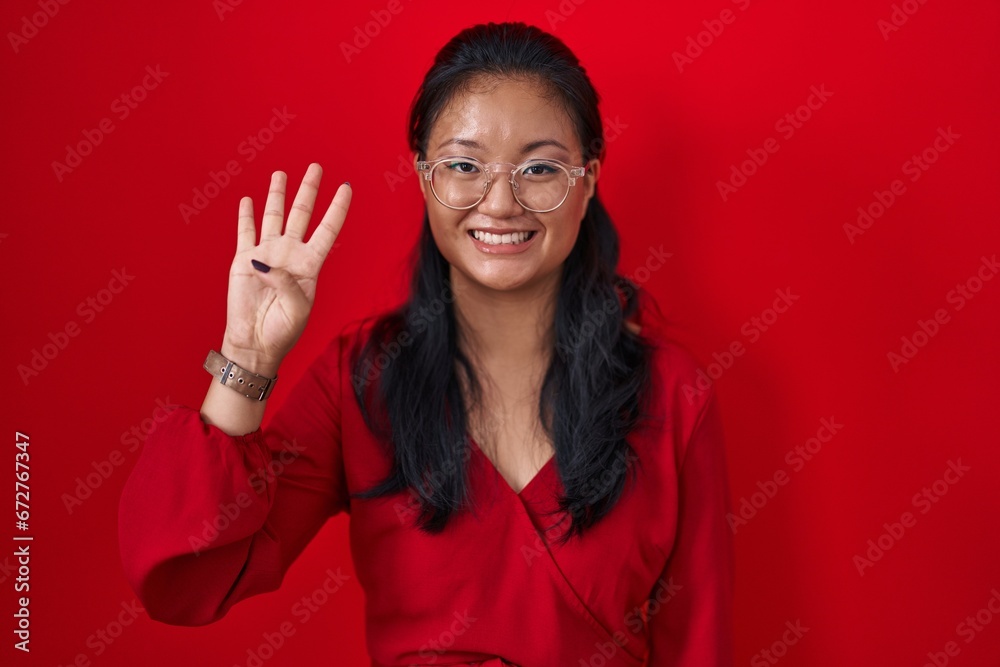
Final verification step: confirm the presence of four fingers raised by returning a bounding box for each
[238,164,351,261]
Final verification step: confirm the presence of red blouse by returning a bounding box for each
[118,289,735,666]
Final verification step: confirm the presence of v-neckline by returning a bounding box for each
[468,435,556,497]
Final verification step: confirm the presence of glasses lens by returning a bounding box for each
[431,159,488,209]
[513,161,570,212]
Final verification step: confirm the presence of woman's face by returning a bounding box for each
[415,76,600,295]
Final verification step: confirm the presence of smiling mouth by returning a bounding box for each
[468,230,537,245]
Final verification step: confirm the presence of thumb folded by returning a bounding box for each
[250,259,297,294]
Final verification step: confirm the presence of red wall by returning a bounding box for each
[3,1,998,665]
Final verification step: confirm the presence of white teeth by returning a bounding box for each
[472,230,533,245]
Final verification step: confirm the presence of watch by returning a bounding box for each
[203,349,278,401]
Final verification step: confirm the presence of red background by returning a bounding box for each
[3,0,999,665]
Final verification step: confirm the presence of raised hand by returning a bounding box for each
[220,163,351,376]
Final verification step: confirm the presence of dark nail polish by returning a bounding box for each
[251,259,271,273]
[344,181,350,186]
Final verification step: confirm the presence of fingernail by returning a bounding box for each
[251,259,271,273]
[344,181,350,186]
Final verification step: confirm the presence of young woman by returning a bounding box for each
[118,21,734,667]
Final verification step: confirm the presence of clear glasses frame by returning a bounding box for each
[416,155,589,213]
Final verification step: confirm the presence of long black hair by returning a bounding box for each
[348,21,655,546]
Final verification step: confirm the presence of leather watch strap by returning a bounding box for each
[204,349,277,401]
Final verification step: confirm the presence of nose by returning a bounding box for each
[476,171,524,218]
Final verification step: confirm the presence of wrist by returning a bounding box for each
[219,340,281,378]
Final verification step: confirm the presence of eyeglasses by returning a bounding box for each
[416,156,589,213]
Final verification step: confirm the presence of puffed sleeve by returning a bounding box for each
[645,386,735,665]
[117,332,350,626]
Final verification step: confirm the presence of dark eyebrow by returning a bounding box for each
[437,138,485,151]
[436,137,571,155]
[520,139,570,154]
